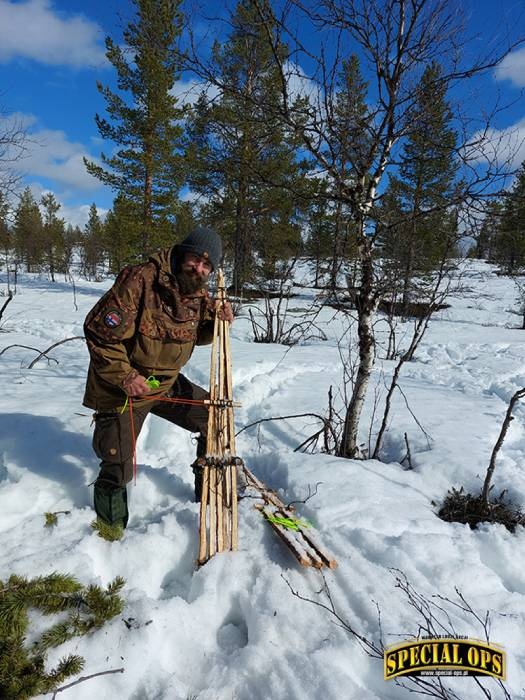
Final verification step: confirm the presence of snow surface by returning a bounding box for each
[1,260,524,700]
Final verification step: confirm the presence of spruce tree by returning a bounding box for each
[469,199,502,260]
[491,164,525,273]
[326,55,370,288]
[84,0,186,255]
[186,0,308,290]
[381,62,459,311]
[103,194,143,273]
[62,223,81,274]
[40,193,66,281]
[13,188,44,273]
[81,203,105,279]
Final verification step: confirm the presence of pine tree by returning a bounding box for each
[13,188,44,273]
[381,62,459,311]
[84,0,186,255]
[468,199,503,260]
[81,203,105,278]
[326,55,370,288]
[62,223,81,273]
[40,193,66,281]
[305,199,336,287]
[491,164,525,273]
[103,194,143,273]
[186,0,308,290]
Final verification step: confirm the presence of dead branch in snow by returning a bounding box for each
[51,668,125,698]
[27,336,85,369]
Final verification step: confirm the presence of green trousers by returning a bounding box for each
[92,374,208,526]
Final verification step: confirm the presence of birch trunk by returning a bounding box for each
[340,233,378,458]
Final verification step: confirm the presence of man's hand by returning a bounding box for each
[216,300,234,323]
[122,374,153,397]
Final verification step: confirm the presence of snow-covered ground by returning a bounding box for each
[1,260,524,700]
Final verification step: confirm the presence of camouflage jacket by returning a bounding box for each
[83,247,215,410]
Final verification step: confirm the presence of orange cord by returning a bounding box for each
[126,393,209,484]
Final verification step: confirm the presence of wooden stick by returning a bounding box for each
[230,464,238,551]
[198,466,209,564]
[216,466,224,551]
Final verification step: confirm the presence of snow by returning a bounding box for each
[1,259,524,699]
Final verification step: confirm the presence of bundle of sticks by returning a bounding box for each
[198,270,241,565]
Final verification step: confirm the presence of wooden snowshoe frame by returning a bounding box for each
[242,466,337,569]
[198,270,239,564]
[197,270,337,570]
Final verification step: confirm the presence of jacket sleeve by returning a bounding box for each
[196,296,216,346]
[84,266,145,388]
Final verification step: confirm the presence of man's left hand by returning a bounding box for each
[216,300,234,323]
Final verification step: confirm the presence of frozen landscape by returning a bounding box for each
[0,259,524,699]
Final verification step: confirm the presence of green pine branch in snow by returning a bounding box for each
[0,572,125,699]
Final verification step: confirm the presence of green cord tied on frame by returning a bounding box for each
[265,514,312,531]
[120,375,161,414]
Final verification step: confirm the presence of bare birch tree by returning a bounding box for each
[239,0,525,458]
[0,104,28,195]
[184,0,524,457]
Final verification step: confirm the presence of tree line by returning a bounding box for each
[1,0,524,462]
[0,0,474,303]
[0,190,106,282]
[469,162,525,274]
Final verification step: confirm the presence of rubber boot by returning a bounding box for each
[92,483,128,540]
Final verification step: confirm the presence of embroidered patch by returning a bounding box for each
[104,309,122,328]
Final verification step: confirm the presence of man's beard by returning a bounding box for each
[175,266,207,295]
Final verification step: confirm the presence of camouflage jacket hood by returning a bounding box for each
[83,246,215,411]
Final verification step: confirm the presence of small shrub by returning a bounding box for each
[438,487,525,532]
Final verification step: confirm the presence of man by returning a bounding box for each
[83,226,233,540]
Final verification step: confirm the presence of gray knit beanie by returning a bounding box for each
[175,226,222,271]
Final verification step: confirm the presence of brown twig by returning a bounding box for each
[51,668,124,698]
[27,336,85,369]
[482,387,525,504]
[0,290,13,323]
[236,412,327,437]
[401,432,413,470]
[286,482,323,509]
[281,571,383,658]
[0,344,57,363]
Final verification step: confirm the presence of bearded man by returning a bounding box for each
[82,226,233,540]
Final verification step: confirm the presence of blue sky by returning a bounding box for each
[0,0,524,228]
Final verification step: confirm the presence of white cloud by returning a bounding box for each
[170,79,220,107]
[284,61,321,103]
[22,123,102,193]
[60,202,108,228]
[0,0,106,67]
[0,110,105,194]
[172,63,319,110]
[495,47,525,87]
[29,129,101,191]
[467,117,525,170]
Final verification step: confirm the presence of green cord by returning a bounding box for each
[265,514,312,531]
[145,375,161,389]
[119,375,161,413]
